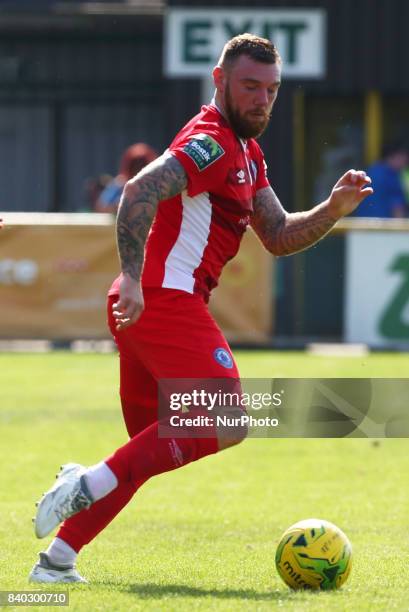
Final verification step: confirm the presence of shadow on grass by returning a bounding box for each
[98,582,330,602]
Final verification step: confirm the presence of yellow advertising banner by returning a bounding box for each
[209,228,274,343]
[0,215,273,342]
[0,217,118,339]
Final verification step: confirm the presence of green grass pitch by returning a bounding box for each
[0,350,408,611]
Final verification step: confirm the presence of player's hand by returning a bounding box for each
[112,273,144,331]
[327,169,373,219]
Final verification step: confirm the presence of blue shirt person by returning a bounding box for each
[354,143,408,218]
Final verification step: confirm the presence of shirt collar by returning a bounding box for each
[210,97,225,119]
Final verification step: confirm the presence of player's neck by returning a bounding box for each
[212,94,226,118]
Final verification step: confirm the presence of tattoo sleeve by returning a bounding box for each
[116,153,188,280]
[250,186,337,256]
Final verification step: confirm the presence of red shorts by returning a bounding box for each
[107,287,240,424]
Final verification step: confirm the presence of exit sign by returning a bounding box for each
[165,8,326,79]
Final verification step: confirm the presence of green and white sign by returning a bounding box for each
[345,232,409,348]
[164,8,326,78]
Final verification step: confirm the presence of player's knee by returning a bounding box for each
[217,408,248,450]
[219,433,246,450]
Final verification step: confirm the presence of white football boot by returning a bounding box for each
[33,463,93,539]
[29,552,87,584]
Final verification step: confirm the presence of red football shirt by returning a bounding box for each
[110,104,269,301]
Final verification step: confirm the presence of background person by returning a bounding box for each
[83,174,112,211]
[354,141,408,218]
[95,143,158,213]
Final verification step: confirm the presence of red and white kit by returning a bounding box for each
[57,104,270,552]
[108,103,270,406]
[111,103,269,302]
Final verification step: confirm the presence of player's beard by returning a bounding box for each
[224,82,271,139]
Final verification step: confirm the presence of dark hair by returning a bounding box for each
[218,33,281,70]
[381,141,408,160]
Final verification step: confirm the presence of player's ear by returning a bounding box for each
[213,65,226,93]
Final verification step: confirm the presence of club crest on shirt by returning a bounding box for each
[213,347,234,369]
[183,134,225,171]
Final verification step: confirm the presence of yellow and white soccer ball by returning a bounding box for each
[275,518,352,590]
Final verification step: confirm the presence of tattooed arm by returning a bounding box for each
[251,169,373,256]
[113,153,187,329]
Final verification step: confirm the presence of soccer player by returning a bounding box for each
[30,34,372,583]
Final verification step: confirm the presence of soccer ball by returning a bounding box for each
[275,518,352,590]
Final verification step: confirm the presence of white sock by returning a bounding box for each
[83,461,118,502]
[46,537,77,567]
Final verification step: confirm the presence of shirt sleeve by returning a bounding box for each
[169,130,230,198]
